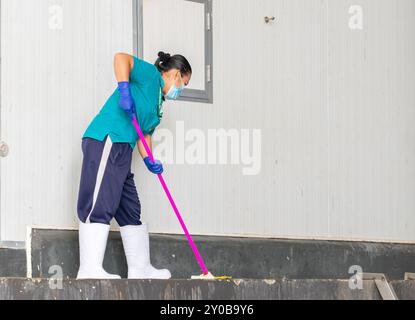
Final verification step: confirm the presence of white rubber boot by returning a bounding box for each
[120,223,171,279]
[76,221,121,279]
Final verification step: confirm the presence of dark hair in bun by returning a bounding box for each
[155,51,192,76]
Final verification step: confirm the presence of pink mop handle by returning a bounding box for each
[132,114,209,275]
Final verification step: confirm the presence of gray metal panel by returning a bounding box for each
[139,0,415,242]
[132,0,143,58]
[327,0,415,239]
[0,0,2,240]
[139,0,331,239]
[0,0,414,242]
[0,0,134,240]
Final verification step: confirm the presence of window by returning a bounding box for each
[133,0,213,103]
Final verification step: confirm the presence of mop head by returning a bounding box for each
[191,272,232,280]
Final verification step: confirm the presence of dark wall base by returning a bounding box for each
[29,228,415,280]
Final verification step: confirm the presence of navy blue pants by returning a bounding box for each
[77,135,142,226]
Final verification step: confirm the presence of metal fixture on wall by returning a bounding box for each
[264,16,276,24]
[0,141,9,157]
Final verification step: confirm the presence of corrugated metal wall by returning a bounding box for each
[0,0,134,240]
[1,0,415,242]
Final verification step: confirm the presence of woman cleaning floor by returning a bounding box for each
[76,51,192,279]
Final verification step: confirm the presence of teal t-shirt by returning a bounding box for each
[82,56,165,150]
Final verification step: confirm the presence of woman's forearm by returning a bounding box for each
[114,53,133,82]
[137,134,152,159]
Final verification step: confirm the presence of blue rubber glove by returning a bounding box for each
[117,81,136,118]
[143,157,164,175]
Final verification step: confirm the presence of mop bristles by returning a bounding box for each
[191,272,232,280]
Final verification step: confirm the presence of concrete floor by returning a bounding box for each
[0,278,407,300]
[1,228,415,300]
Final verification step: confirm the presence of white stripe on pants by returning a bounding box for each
[85,135,113,223]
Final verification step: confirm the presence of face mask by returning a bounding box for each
[166,75,184,100]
